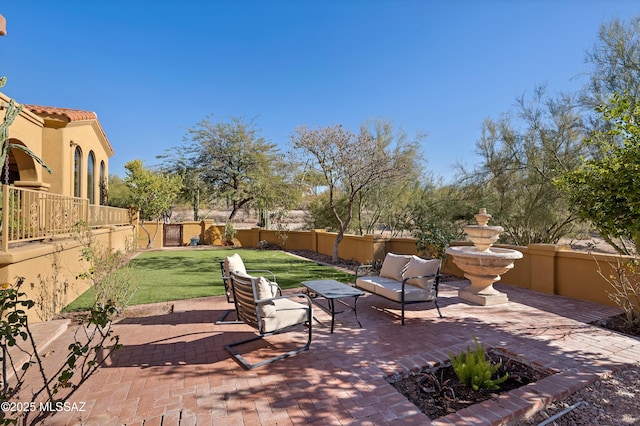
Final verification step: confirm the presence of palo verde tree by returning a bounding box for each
[291,120,419,262]
[455,87,586,245]
[556,93,640,255]
[582,15,640,110]
[124,159,183,248]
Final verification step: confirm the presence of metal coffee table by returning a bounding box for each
[301,279,365,333]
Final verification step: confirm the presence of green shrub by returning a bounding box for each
[449,336,508,391]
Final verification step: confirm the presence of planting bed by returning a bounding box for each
[390,349,551,420]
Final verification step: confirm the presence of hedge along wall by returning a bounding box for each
[0,225,136,323]
[138,223,631,310]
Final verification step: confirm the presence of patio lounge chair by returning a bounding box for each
[224,271,312,370]
[217,253,279,324]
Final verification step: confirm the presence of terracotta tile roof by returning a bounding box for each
[22,104,98,122]
[23,104,114,156]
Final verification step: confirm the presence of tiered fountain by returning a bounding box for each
[446,208,523,306]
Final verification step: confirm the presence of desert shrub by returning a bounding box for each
[597,257,640,328]
[414,221,464,259]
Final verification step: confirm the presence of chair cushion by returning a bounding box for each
[224,253,246,275]
[255,276,277,317]
[379,253,411,282]
[404,256,440,289]
[262,298,310,333]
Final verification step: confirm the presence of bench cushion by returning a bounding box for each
[379,253,411,282]
[404,256,440,289]
[356,275,436,302]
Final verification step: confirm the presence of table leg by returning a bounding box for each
[328,298,336,334]
[353,296,362,328]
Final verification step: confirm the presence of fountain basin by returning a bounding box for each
[446,246,523,306]
[463,225,504,251]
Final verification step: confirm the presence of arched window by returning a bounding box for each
[73,146,82,198]
[87,151,95,203]
[100,161,106,205]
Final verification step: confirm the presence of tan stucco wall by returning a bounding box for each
[0,226,135,322]
[138,223,630,310]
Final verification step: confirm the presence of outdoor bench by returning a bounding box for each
[354,253,442,325]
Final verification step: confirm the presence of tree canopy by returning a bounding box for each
[455,87,586,245]
[182,116,300,220]
[291,120,421,261]
[124,159,183,248]
[557,93,640,255]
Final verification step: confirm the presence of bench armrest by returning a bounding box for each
[401,273,441,294]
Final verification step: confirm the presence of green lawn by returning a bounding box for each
[64,248,354,311]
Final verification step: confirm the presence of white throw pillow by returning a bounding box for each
[404,256,440,289]
[255,276,276,317]
[379,253,411,282]
[224,253,246,275]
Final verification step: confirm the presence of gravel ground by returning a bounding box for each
[512,364,640,425]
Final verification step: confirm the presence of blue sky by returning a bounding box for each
[2,1,639,182]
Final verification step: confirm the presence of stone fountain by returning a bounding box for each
[446,208,523,306]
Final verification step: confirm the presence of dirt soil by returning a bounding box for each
[391,349,550,420]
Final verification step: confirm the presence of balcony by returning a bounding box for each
[1,185,133,251]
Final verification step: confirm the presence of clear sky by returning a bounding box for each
[1,1,639,182]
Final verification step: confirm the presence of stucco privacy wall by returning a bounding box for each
[141,223,628,309]
[0,226,135,322]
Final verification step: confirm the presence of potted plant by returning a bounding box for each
[222,221,236,245]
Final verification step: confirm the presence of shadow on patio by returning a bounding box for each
[42,280,639,425]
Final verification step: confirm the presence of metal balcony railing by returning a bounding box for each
[1,185,132,251]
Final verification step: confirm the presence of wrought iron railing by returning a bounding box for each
[1,185,132,251]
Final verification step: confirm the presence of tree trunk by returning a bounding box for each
[140,220,152,249]
[193,188,200,221]
[140,219,161,249]
[332,230,344,263]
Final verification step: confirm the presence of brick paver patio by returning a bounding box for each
[26,279,639,425]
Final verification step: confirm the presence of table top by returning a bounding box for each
[301,279,364,299]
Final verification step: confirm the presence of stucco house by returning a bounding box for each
[8,98,114,201]
[0,92,134,321]
[0,12,134,322]
[2,93,114,200]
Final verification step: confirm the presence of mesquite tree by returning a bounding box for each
[291,121,419,262]
[182,116,299,220]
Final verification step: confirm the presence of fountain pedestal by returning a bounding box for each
[446,209,523,306]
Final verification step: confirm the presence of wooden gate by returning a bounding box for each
[163,224,183,247]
